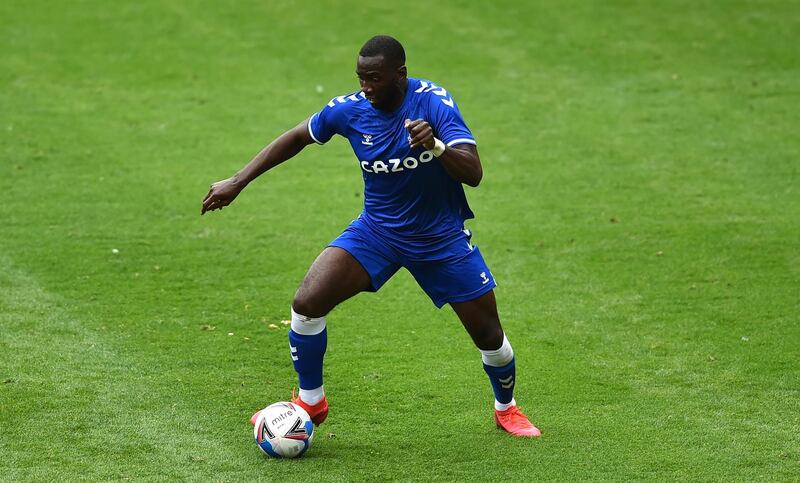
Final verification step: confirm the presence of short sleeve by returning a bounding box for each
[308,97,350,144]
[427,87,476,148]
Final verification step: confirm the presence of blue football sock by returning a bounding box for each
[289,328,327,390]
[483,358,516,405]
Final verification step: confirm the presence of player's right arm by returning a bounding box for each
[201,118,314,215]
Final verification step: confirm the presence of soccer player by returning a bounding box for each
[202,35,540,437]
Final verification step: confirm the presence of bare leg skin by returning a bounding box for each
[451,290,504,350]
[292,247,373,318]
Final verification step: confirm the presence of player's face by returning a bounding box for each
[356,55,407,111]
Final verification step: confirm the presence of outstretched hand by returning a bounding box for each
[201,177,242,215]
[405,119,435,150]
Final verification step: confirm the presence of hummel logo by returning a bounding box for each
[361,134,373,146]
[290,344,298,361]
[480,272,490,285]
[499,375,514,389]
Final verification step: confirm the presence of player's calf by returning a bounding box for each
[251,308,330,426]
[480,334,542,437]
[481,334,516,409]
[288,308,328,407]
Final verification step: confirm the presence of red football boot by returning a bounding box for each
[292,390,329,426]
[494,405,542,437]
[249,391,329,427]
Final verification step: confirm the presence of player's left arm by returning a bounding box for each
[405,119,482,187]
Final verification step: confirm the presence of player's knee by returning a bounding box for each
[474,323,504,351]
[291,291,329,319]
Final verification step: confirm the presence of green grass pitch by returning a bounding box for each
[1,0,798,480]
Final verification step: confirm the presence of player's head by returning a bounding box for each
[357,35,407,111]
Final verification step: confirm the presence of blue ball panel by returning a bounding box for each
[257,438,281,458]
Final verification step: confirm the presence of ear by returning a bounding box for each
[397,65,407,80]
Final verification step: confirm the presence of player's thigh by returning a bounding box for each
[405,236,503,349]
[407,241,497,310]
[292,246,372,317]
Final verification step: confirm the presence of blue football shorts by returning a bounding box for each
[328,216,497,308]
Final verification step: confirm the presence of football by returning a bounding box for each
[253,402,314,458]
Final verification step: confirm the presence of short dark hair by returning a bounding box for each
[359,35,405,67]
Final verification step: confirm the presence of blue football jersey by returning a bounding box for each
[308,77,477,247]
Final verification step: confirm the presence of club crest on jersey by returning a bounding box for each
[361,134,374,146]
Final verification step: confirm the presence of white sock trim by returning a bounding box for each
[480,334,514,367]
[495,398,516,411]
[299,386,325,405]
[290,308,326,336]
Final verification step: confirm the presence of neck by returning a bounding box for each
[379,78,408,112]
